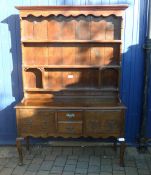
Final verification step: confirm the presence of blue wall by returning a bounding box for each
[0,0,147,144]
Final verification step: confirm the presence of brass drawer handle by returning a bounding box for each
[66,113,75,118]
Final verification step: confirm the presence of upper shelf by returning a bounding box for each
[16,5,128,18]
[22,40,122,44]
[23,65,120,69]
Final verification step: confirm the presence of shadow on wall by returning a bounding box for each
[0,14,23,144]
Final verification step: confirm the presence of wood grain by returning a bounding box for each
[16,5,127,166]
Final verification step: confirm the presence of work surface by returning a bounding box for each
[16,99,126,109]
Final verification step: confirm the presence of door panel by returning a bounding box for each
[19,109,56,136]
[84,110,124,136]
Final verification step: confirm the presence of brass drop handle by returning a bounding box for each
[66,113,75,118]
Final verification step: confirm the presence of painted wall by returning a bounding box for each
[0,0,147,144]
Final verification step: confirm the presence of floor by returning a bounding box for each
[0,144,151,175]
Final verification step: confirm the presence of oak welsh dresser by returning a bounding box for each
[15,5,128,166]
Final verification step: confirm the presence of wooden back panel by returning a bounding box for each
[17,6,128,100]
[23,43,120,66]
[22,16,121,40]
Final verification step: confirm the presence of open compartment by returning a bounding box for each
[44,68,99,89]
[100,68,119,89]
[21,15,122,41]
[23,43,120,66]
[24,68,43,89]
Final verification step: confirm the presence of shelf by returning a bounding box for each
[22,40,122,44]
[25,87,119,92]
[23,65,100,69]
[23,65,120,69]
[101,65,120,69]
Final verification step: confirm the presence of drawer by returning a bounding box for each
[57,122,82,134]
[57,111,82,121]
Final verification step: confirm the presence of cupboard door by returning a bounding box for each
[84,110,124,136]
[18,109,55,136]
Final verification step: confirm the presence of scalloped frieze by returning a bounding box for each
[16,5,128,18]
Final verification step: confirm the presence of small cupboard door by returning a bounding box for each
[84,110,124,137]
[18,109,56,137]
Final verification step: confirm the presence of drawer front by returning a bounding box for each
[57,111,82,121]
[18,109,56,136]
[84,110,124,135]
[57,122,82,134]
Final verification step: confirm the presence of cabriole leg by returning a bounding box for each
[16,137,24,166]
